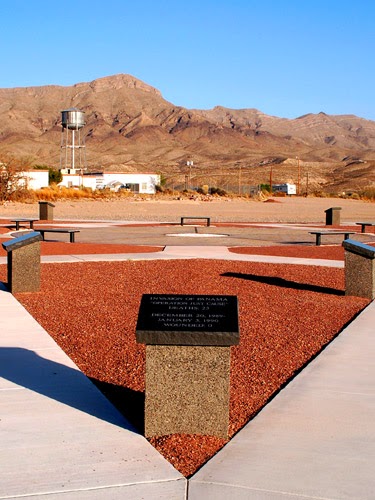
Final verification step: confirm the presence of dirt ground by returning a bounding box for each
[1,196,374,223]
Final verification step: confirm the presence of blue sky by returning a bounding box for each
[1,0,374,120]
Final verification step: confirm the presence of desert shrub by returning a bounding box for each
[160,188,175,195]
[349,192,360,200]
[33,165,63,184]
[0,155,32,201]
[9,189,37,202]
[359,186,375,201]
[310,190,325,197]
[210,187,227,196]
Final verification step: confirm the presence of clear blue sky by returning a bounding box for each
[1,0,374,120]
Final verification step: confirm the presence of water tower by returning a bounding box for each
[60,108,86,173]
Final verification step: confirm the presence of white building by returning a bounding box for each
[19,170,49,190]
[59,170,160,194]
[272,183,297,195]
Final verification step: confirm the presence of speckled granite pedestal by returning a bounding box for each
[136,294,239,439]
[2,232,42,293]
[343,239,375,299]
[325,206,342,225]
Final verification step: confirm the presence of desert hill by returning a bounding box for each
[0,74,374,193]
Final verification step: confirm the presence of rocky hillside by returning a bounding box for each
[0,74,374,192]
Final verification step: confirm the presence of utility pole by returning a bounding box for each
[296,156,300,196]
[306,170,309,197]
[187,161,193,190]
[269,165,273,195]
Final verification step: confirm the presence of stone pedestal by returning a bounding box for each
[343,239,375,299]
[2,232,43,293]
[145,345,231,438]
[136,294,239,439]
[325,206,342,226]
[39,201,55,220]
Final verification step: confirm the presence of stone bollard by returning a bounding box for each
[136,294,239,439]
[39,201,55,220]
[342,239,375,300]
[2,232,43,293]
[325,206,342,226]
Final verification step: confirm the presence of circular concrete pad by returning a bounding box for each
[165,233,229,238]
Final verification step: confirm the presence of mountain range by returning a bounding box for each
[0,74,374,192]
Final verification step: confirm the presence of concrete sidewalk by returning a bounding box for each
[0,245,345,267]
[1,248,374,499]
[0,282,185,499]
[190,300,375,500]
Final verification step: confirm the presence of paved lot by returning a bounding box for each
[8,221,372,248]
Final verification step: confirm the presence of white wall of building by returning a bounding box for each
[273,183,297,195]
[59,171,160,194]
[19,170,49,190]
[59,174,97,190]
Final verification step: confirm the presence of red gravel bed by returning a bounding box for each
[0,260,369,477]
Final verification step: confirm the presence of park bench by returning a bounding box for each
[180,216,211,227]
[309,231,355,246]
[355,222,375,233]
[10,218,38,230]
[35,228,80,243]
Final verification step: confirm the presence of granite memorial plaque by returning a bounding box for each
[136,294,239,346]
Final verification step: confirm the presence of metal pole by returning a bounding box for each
[296,156,300,195]
[306,171,309,196]
[72,129,75,171]
[270,166,273,194]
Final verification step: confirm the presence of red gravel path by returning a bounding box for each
[0,259,368,477]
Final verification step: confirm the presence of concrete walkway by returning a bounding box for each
[189,300,375,500]
[0,245,344,267]
[0,282,185,499]
[1,243,374,498]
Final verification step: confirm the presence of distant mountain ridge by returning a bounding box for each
[0,74,374,191]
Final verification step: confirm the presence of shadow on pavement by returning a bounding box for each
[0,347,141,432]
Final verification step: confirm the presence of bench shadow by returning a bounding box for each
[222,272,344,295]
[282,241,316,246]
[0,347,144,433]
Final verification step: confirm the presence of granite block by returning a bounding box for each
[39,201,55,220]
[325,206,341,225]
[145,345,231,438]
[7,241,41,293]
[345,251,375,299]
